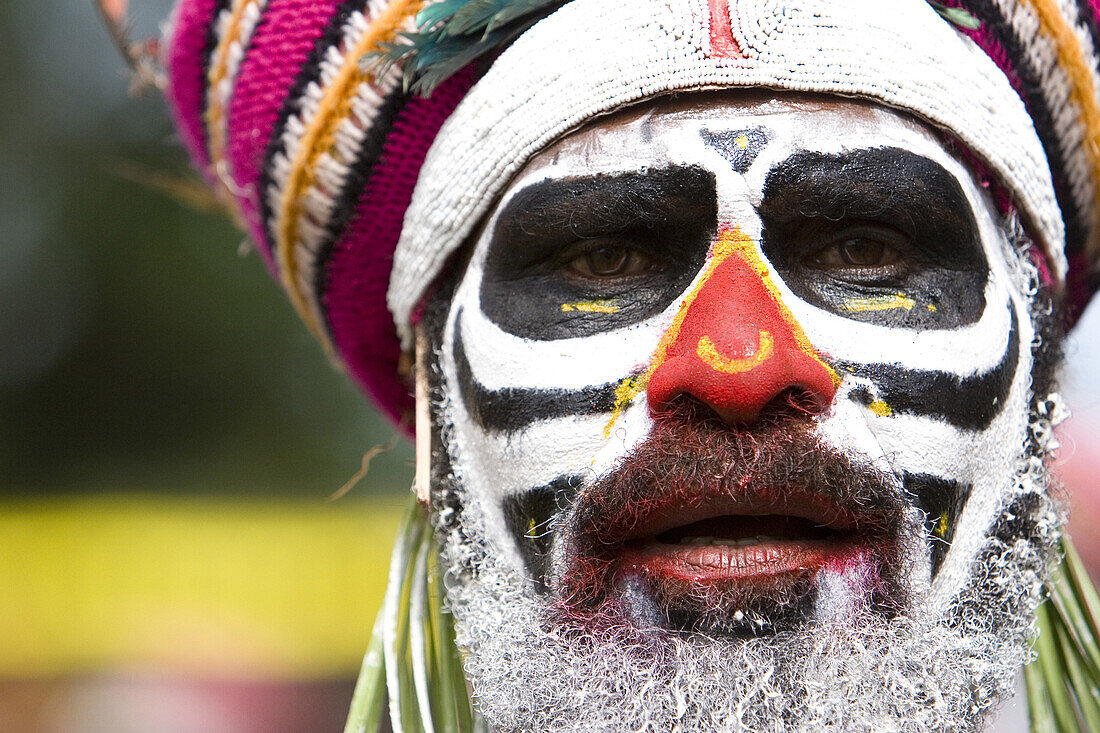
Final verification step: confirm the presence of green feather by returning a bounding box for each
[363,0,564,95]
[448,0,511,36]
[414,1,468,33]
[927,1,982,30]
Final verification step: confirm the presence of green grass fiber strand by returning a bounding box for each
[346,497,477,733]
[1027,535,1100,732]
[410,537,436,731]
[344,609,387,733]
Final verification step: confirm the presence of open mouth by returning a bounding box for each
[618,512,861,586]
[557,477,903,635]
[607,488,876,595]
[546,412,907,635]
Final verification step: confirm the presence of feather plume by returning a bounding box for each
[363,0,565,94]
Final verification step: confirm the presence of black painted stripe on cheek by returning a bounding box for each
[842,306,1019,431]
[452,313,627,433]
[903,473,970,578]
[502,475,583,591]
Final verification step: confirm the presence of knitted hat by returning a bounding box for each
[163,0,1100,425]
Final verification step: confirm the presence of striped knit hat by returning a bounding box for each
[164,0,1100,425]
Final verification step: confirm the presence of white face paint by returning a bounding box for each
[428,93,1062,731]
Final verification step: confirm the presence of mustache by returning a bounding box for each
[556,399,910,608]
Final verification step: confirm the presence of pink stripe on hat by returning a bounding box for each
[324,68,476,427]
[166,0,220,179]
[225,0,345,265]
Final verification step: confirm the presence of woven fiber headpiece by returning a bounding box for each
[164,0,1100,424]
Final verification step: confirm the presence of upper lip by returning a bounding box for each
[617,485,863,545]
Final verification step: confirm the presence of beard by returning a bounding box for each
[430,389,1062,733]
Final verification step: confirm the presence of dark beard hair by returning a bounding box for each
[554,397,910,635]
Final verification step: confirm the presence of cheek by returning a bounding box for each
[814,291,1036,605]
[437,275,663,561]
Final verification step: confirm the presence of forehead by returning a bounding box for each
[512,91,951,184]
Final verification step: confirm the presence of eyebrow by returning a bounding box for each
[758,147,979,247]
[492,165,717,246]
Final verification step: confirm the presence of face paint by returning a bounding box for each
[428,92,1062,731]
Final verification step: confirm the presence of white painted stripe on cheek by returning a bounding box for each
[926,298,1036,610]
[779,273,1014,377]
[454,305,666,391]
[449,407,608,499]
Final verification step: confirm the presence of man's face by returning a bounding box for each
[429,93,1061,730]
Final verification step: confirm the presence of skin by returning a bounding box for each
[433,91,1043,658]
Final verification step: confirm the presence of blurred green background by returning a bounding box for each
[1,2,411,731]
[0,0,412,497]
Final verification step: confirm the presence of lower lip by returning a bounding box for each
[616,538,863,585]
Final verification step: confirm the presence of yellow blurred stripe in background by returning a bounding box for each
[0,495,404,679]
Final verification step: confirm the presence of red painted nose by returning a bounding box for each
[647,228,838,424]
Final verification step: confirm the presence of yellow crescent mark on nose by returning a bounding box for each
[696,331,774,373]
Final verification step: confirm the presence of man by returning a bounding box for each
[157,0,1100,729]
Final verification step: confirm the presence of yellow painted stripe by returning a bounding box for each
[1020,0,1100,255]
[869,399,893,417]
[276,0,423,343]
[561,300,619,313]
[0,495,404,679]
[697,330,773,373]
[842,293,915,312]
[600,229,738,438]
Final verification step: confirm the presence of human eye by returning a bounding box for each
[804,224,910,282]
[562,241,663,281]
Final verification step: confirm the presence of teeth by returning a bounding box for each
[679,536,778,547]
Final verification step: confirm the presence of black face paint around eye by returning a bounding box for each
[759,147,989,330]
[479,165,718,340]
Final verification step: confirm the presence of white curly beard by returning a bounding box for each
[433,393,1064,733]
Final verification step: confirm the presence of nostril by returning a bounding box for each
[757,387,824,424]
[654,389,823,428]
[654,393,725,425]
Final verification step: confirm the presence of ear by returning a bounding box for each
[414,320,432,507]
